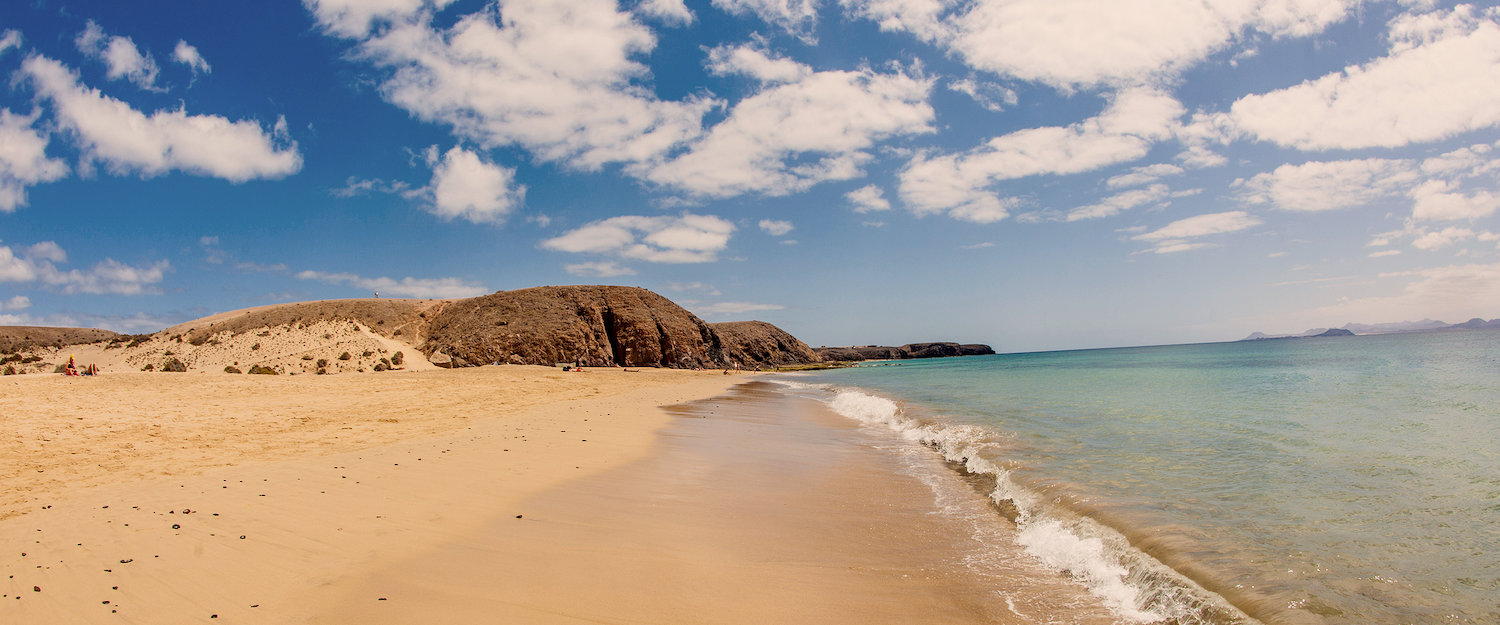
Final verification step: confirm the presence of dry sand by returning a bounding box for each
[1,366,1109,625]
[1,366,743,624]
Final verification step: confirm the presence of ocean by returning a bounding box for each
[786,329,1500,624]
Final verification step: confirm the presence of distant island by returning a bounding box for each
[1242,317,1500,341]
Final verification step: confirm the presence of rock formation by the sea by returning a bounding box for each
[1,286,819,374]
[422,285,755,368]
[814,342,995,362]
[710,321,821,367]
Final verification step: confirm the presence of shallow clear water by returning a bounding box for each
[796,330,1500,624]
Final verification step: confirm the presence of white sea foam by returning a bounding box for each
[817,385,1248,625]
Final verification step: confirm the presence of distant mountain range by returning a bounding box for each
[1242,318,1500,341]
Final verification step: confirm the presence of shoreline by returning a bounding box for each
[310,380,1119,624]
[0,366,745,624]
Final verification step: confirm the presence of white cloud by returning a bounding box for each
[1236,158,1419,211]
[543,213,734,263]
[847,0,1357,88]
[898,88,1182,222]
[0,240,169,295]
[1066,183,1170,221]
[637,0,696,25]
[1410,180,1500,222]
[0,29,21,55]
[641,66,933,197]
[667,281,722,295]
[1302,262,1500,323]
[172,40,211,74]
[1133,210,1262,253]
[759,219,795,235]
[564,261,638,277]
[947,77,1018,112]
[691,300,787,316]
[302,0,451,38]
[1106,163,1183,189]
[1230,5,1500,150]
[75,20,160,90]
[2,295,30,311]
[0,108,70,212]
[1411,226,1475,251]
[295,269,487,298]
[22,55,301,182]
[332,176,412,198]
[705,41,811,84]
[422,146,525,224]
[1369,249,1402,257]
[712,0,820,41]
[846,184,891,212]
[325,0,715,171]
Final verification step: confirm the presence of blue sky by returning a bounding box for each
[2,0,1499,352]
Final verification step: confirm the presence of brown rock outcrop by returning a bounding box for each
[814,341,995,362]
[710,321,821,367]
[421,285,812,369]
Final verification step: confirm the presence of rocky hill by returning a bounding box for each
[420,286,811,369]
[1,286,820,374]
[710,321,821,367]
[0,326,121,353]
[814,342,995,362]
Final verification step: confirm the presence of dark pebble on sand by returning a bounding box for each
[171,524,180,529]
[34,586,40,592]
[515,515,522,519]
[378,597,387,601]
[120,559,132,564]
[239,535,246,540]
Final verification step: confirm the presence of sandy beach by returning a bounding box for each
[0,367,744,624]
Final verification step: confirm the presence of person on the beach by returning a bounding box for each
[65,355,79,376]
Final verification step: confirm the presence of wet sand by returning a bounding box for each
[313,381,1118,624]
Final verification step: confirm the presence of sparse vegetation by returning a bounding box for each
[362,350,374,357]
[301,354,314,360]
[316,358,328,368]
[373,362,389,372]
[251,343,261,351]
[224,365,242,374]
[338,352,351,361]
[162,358,187,372]
[391,351,403,366]
[3,365,15,375]
[248,365,277,375]
[141,364,154,372]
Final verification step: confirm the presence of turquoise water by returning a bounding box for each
[795,330,1500,624]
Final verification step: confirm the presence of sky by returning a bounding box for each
[2,0,1499,352]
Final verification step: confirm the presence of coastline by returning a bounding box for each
[309,380,1118,624]
[0,366,744,624]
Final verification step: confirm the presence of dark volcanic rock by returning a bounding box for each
[710,321,821,367]
[815,341,995,362]
[422,286,816,369]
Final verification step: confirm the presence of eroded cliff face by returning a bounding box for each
[814,342,995,362]
[710,321,821,367]
[421,286,808,369]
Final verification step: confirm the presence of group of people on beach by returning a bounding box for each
[64,355,98,377]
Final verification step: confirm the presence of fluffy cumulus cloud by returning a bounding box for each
[317,0,715,171]
[898,88,1182,222]
[423,146,526,224]
[642,66,934,197]
[1236,158,1419,211]
[0,109,69,211]
[1,295,31,311]
[712,0,820,41]
[758,219,794,235]
[1133,210,1262,253]
[637,0,696,25]
[0,240,169,295]
[295,270,488,298]
[172,40,211,74]
[75,20,160,90]
[844,0,1358,88]
[22,56,301,182]
[1231,5,1500,150]
[846,184,891,212]
[705,41,812,84]
[541,213,734,263]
